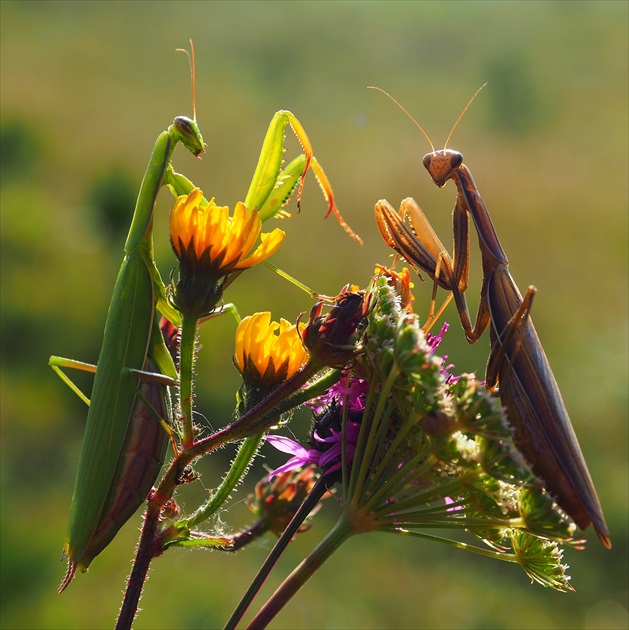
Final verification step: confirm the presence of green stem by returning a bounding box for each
[184,433,264,529]
[179,313,199,447]
[383,528,518,563]
[348,364,399,502]
[188,365,341,459]
[246,517,353,630]
[364,448,440,516]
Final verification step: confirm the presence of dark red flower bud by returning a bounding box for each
[302,291,367,368]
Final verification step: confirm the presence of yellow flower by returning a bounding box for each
[169,189,286,316]
[234,312,308,390]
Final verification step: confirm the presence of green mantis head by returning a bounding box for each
[174,116,205,157]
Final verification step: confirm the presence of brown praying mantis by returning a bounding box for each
[373,86,611,548]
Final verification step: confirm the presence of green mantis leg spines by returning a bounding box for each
[243,110,362,243]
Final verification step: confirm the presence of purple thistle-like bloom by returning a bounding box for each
[309,369,368,414]
[265,419,362,480]
[425,322,458,385]
[264,435,311,478]
[313,421,361,471]
[425,321,450,353]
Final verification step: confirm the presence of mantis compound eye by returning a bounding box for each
[174,116,205,157]
[174,115,194,135]
[448,150,463,170]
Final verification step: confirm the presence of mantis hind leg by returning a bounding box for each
[485,285,537,392]
[49,357,96,407]
[50,355,178,453]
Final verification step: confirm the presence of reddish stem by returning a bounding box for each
[115,502,160,630]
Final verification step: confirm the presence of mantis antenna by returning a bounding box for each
[443,83,487,148]
[176,39,198,121]
[368,83,487,150]
[368,85,435,152]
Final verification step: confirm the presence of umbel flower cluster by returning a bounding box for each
[226,271,579,627]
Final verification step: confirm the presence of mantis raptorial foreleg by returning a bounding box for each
[168,110,362,242]
[244,110,361,243]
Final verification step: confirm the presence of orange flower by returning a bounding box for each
[234,312,308,391]
[375,265,414,311]
[169,189,285,316]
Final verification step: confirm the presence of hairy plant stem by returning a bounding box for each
[115,363,341,627]
[247,517,353,629]
[179,313,199,447]
[114,502,160,630]
[185,432,264,529]
[225,476,332,629]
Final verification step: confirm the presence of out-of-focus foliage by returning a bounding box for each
[1,1,627,628]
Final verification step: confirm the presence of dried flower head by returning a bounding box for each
[247,466,322,537]
[302,290,367,368]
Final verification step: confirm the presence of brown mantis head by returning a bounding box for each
[422,150,463,188]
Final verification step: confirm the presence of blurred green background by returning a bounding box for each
[1,1,627,628]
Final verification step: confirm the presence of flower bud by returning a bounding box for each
[302,291,367,368]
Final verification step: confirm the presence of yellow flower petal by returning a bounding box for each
[170,189,287,317]
[222,204,261,268]
[237,228,286,269]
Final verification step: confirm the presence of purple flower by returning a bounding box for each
[425,322,449,353]
[264,435,311,478]
[444,496,463,512]
[265,419,362,480]
[309,369,368,414]
[425,322,458,385]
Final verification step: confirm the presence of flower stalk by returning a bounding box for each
[247,517,353,630]
[180,433,264,531]
[225,475,334,630]
[178,312,199,447]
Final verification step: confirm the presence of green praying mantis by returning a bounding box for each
[373,86,610,548]
[51,42,357,592]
